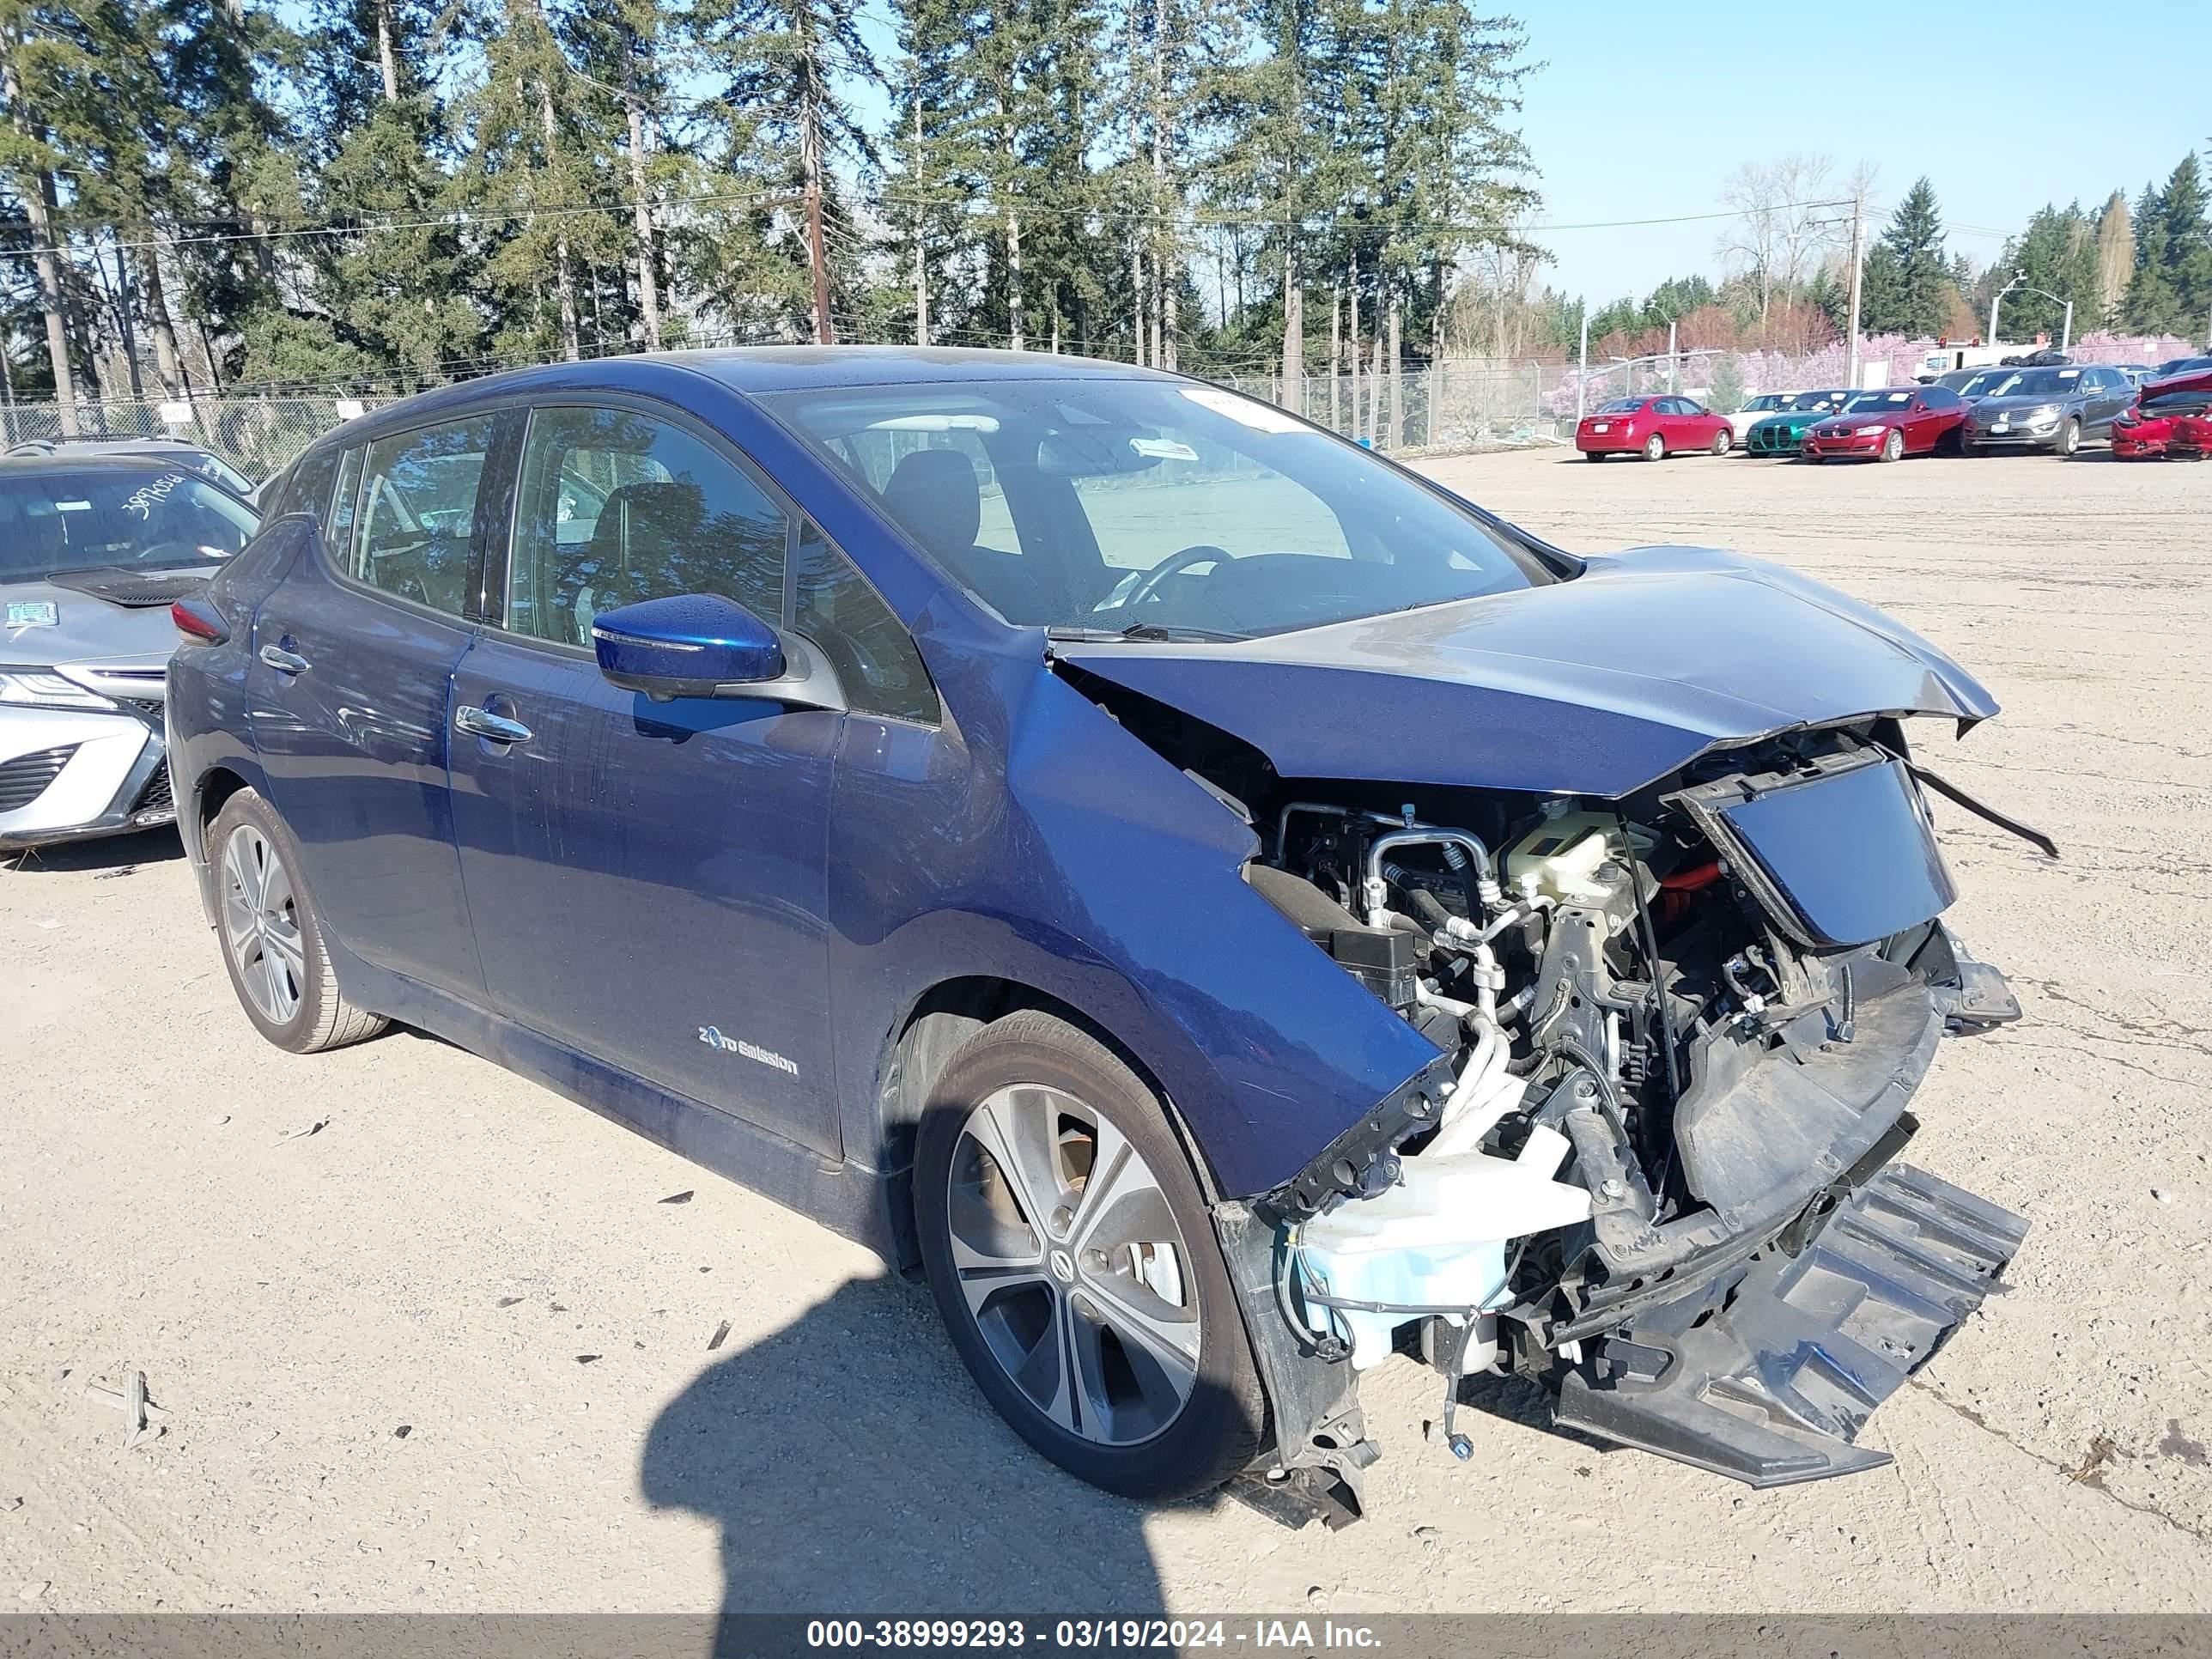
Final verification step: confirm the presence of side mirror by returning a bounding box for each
[592,592,786,701]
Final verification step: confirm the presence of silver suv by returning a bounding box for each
[0,455,258,852]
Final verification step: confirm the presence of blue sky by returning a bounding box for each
[1516,3,2212,302]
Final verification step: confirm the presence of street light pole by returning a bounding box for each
[1990,275,2013,350]
[2060,299,2073,354]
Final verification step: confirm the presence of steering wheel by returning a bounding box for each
[132,540,200,565]
[1124,544,1233,609]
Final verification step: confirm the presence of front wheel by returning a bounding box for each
[210,788,386,1054]
[915,1010,1267,1500]
[1642,433,1666,462]
[1710,428,1731,455]
[1880,428,1905,463]
[2057,418,2081,457]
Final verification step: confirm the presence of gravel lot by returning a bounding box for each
[3,443,2209,1615]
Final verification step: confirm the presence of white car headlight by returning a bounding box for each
[0,669,116,712]
[1855,424,1886,436]
[2026,405,2060,425]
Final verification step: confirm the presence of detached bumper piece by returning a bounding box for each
[1553,1164,2028,1487]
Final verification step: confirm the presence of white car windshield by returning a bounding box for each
[765,378,1557,640]
[0,468,259,582]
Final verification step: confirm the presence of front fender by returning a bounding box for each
[823,603,1442,1199]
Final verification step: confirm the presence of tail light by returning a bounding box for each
[2116,405,2141,427]
[171,593,230,644]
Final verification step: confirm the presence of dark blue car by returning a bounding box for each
[167,348,2031,1521]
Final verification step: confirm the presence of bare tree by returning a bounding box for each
[1717,154,1840,339]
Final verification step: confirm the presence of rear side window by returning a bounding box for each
[281,447,342,524]
[1921,386,1961,410]
[507,405,787,647]
[349,417,494,616]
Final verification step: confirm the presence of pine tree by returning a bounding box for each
[692,0,880,343]
[1860,177,1948,338]
[301,0,478,382]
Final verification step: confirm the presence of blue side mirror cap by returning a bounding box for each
[592,593,786,701]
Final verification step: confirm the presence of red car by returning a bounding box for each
[1575,395,1734,461]
[2112,368,2212,459]
[1801,385,1969,462]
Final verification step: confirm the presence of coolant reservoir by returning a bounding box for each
[1294,1125,1593,1369]
[1505,811,1653,908]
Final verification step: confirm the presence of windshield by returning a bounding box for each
[1787,390,1845,410]
[1742,395,1785,412]
[1975,369,2078,399]
[1844,390,1914,413]
[1592,398,1643,415]
[0,468,259,583]
[763,378,1555,640]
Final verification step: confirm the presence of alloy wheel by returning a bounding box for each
[944,1084,1201,1447]
[222,823,306,1025]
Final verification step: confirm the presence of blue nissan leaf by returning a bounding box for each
[167,348,2033,1522]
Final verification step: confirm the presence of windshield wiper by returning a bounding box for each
[1044,623,1251,643]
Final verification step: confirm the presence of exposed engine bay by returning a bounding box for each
[1059,662,2037,1527]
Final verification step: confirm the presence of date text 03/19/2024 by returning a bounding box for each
[803,1620,1386,1650]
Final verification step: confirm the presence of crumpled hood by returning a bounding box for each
[1,573,204,668]
[1053,546,1997,798]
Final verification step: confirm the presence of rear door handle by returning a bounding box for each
[258,644,309,674]
[455,704,532,744]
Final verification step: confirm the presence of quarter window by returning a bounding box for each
[794,518,937,724]
[349,417,495,615]
[507,405,785,647]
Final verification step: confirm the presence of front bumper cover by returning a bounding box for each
[0,704,171,851]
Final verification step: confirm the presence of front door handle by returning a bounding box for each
[455,704,532,744]
[259,644,309,675]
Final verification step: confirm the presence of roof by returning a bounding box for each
[672,344,1179,393]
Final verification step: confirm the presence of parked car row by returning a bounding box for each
[1577,360,2212,465]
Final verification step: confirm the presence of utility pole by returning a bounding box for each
[104,237,145,401]
[1844,188,1866,392]
[1575,305,1589,423]
[2060,299,2073,353]
[1666,316,1678,394]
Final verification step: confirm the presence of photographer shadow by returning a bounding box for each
[641,1273,1170,1626]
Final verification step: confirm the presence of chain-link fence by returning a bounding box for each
[0,398,380,481]
[1224,361,1565,453]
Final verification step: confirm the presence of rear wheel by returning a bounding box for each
[1583,451,1605,463]
[1880,428,1905,463]
[915,1010,1266,1500]
[210,789,386,1054]
[1642,433,1666,462]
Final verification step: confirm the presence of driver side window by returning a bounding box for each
[506,405,786,647]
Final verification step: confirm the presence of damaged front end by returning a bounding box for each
[1201,724,2033,1528]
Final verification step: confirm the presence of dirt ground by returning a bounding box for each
[3,442,2209,1616]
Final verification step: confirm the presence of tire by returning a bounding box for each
[209,788,386,1054]
[914,1010,1267,1501]
[1642,433,1666,462]
[1583,451,1605,463]
[1710,428,1731,455]
[1879,428,1905,463]
[2057,418,2081,457]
